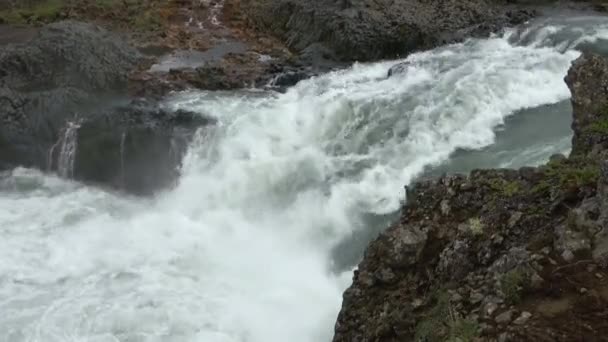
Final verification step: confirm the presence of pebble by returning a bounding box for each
[513,311,532,325]
[498,332,509,342]
[580,287,588,294]
[595,273,604,279]
[484,302,498,316]
[562,249,575,262]
[495,310,513,324]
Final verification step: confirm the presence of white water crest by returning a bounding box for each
[2,14,608,342]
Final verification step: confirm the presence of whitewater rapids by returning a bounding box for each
[1,14,608,342]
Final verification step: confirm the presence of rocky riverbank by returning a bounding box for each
[333,53,608,341]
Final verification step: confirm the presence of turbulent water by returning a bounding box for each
[2,14,608,342]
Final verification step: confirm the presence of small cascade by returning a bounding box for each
[120,131,127,187]
[49,121,81,179]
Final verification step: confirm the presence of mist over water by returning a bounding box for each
[2,14,608,342]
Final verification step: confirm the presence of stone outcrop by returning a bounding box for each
[566,53,608,156]
[236,0,534,62]
[0,21,211,194]
[333,53,608,341]
[0,20,141,172]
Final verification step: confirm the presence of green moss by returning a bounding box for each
[488,178,521,197]
[414,290,479,342]
[500,269,528,305]
[532,157,599,194]
[448,318,480,342]
[0,0,65,24]
[130,9,163,31]
[468,217,484,236]
[587,119,608,134]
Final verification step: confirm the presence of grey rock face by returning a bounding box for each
[240,0,534,62]
[0,21,211,194]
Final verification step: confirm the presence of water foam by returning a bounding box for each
[1,15,608,342]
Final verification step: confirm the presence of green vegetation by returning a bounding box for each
[532,156,599,194]
[468,217,484,236]
[586,119,608,135]
[0,0,168,32]
[500,269,528,305]
[414,290,480,342]
[447,318,480,342]
[0,0,64,24]
[581,103,608,134]
[488,178,521,197]
[131,9,163,31]
[95,0,121,8]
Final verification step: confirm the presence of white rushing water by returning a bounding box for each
[2,14,608,342]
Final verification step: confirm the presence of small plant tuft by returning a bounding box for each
[488,178,521,197]
[500,269,528,304]
[468,217,484,236]
[414,290,479,342]
[533,156,600,194]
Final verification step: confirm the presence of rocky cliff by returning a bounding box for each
[333,53,608,341]
[235,0,535,63]
[0,21,212,195]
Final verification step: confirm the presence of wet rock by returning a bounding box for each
[240,0,534,63]
[0,21,141,177]
[0,21,210,194]
[72,102,214,195]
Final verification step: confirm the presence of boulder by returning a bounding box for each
[565,53,608,156]
[70,101,214,195]
[0,21,210,194]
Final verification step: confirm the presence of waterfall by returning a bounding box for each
[2,13,608,342]
[120,131,127,187]
[48,120,81,179]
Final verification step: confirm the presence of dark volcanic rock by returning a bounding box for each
[0,21,209,194]
[333,53,608,341]
[0,21,140,172]
[238,0,535,62]
[71,102,214,195]
[565,53,608,156]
